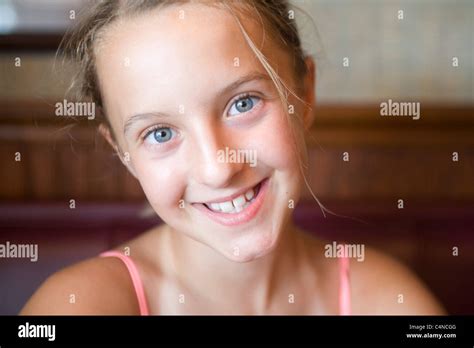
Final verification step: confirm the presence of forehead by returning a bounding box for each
[94,2,288,119]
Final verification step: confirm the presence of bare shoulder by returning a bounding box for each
[350,246,447,315]
[20,255,140,315]
[20,225,165,315]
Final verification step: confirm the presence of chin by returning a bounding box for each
[221,223,281,263]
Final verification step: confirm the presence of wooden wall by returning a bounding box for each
[0,100,473,203]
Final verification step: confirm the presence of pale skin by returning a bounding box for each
[22,3,445,315]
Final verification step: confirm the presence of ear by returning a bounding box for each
[302,56,316,130]
[98,123,138,179]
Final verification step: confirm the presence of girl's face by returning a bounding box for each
[96,3,312,262]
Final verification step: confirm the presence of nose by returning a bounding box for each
[191,121,244,189]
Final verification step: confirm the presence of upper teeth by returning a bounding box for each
[207,186,256,214]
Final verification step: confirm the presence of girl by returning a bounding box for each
[21,0,445,315]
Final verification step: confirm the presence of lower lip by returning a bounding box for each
[192,178,270,227]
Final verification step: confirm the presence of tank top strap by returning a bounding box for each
[339,255,351,315]
[100,250,150,315]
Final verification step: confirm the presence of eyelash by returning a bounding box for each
[227,92,262,118]
[140,93,263,144]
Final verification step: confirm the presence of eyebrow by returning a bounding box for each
[123,71,271,136]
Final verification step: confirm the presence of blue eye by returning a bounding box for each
[228,95,260,116]
[144,127,175,144]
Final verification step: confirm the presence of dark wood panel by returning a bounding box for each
[2,100,473,126]
[0,34,63,52]
[1,100,473,201]
[303,146,474,200]
[0,142,28,199]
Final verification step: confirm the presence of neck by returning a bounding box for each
[166,220,310,314]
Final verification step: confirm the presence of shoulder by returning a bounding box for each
[349,246,447,315]
[20,255,140,315]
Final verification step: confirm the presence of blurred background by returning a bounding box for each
[0,0,473,314]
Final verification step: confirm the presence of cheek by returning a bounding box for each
[253,111,301,172]
[132,156,185,212]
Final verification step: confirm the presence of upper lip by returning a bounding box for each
[198,178,264,205]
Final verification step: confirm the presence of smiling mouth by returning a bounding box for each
[202,181,262,214]
[191,177,269,226]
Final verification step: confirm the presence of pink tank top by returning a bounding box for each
[100,251,351,315]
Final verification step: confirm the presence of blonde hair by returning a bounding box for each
[61,0,309,112]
